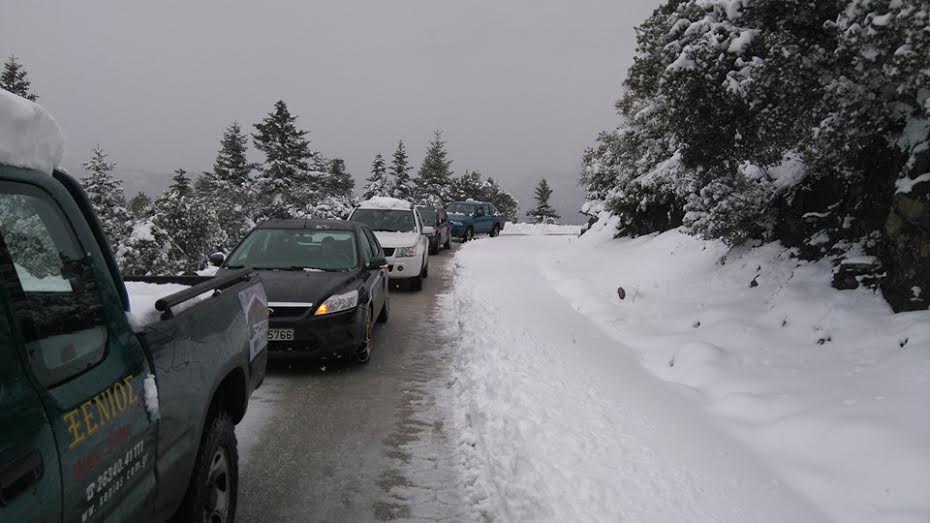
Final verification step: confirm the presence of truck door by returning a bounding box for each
[0,284,62,522]
[0,175,157,523]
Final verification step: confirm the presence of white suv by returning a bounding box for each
[348,197,430,290]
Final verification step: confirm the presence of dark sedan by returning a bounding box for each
[220,219,389,363]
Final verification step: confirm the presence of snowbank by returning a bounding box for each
[124,281,211,329]
[0,89,64,175]
[551,226,930,522]
[500,222,583,236]
[444,236,827,521]
[356,196,412,210]
[445,226,930,522]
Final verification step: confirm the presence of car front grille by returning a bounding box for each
[382,248,395,257]
[268,306,311,318]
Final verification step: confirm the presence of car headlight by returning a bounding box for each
[314,289,359,316]
[396,245,418,258]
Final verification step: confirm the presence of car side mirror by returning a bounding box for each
[370,255,387,269]
[208,252,226,267]
[423,225,435,235]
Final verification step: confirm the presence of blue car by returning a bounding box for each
[446,201,506,241]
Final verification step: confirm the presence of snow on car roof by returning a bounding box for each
[357,196,413,210]
[0,89,65,175]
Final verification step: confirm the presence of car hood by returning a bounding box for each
[373,231,420,248]
[217,267,357,305]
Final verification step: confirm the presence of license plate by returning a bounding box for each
[268,329,294,341]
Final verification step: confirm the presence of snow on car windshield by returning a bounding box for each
[351,209,416,233]
[226,229,358,271]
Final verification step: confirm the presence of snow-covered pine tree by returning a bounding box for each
[389,140,416,201]
[449,170,484,202]
[363,153,390,200]
[148,169,227,274]
[252,100,319,220]
[80,146,132,248]
[527,178,560,224]
[128,192,152,219]
[116,219,174,276]
[0,55,38,101]
[203,121,255,247]
[414,130,454,205]
[321,158,355,198]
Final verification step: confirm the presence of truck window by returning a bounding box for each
[0,182,108,386]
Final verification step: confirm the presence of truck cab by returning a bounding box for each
[0,90,267,522]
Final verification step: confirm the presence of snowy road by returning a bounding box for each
[236,245,471,522]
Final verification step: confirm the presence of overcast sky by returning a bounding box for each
[1,0,659,223]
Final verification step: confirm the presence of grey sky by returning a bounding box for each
[2,0,659,223]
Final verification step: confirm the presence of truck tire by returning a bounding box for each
[490,224,500,237]
[176,413,238,523]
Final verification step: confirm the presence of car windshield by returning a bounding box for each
[225,229,358,271]
[417,208,438,225]
[351,209,416,232]
[446,203,476,215]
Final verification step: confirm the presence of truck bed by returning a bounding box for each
[125,270,268,517]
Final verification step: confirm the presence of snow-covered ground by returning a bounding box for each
[442,223,930,522]
[501,222,583,236]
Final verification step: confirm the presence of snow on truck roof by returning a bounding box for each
[356,196,413,210]
[0,89,65,175]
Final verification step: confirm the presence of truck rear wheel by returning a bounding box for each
[176,413,238,523]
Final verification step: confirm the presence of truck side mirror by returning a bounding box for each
[208,252,226,267]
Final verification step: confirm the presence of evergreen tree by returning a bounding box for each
[363,153,390,199]
[449,170,484,201]
[252,100,319,219]
[527,178,560,224]
[202,121,256,247]
[80,146,131,247]
[0,55,38,101]
[389,140,415,201]
[321,158,355,198]
[415,130,454,205]
[149,171,227,274]
[128,192,152,218]
[169,168,193,197]
[205,121,254,189]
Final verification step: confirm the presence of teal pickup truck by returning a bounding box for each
[0,91,267,522]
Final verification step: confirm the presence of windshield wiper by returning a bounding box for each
[225,264,244,269]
